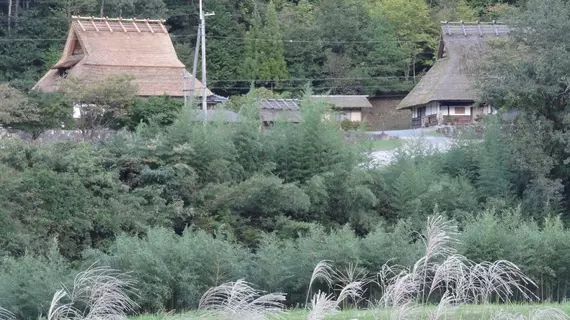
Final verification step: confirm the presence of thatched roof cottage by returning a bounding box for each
[34,16,212,98]
[398,22,509,128]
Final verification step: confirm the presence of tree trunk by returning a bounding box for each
[412,53,416,83]
[100,0,105,17]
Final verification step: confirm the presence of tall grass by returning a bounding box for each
[47,265,137,320]
[372,215,544,320]
[198,279,286,320]
[5,215,570,320]
[0,308,13,320]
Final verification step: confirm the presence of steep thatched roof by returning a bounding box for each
[34,16,212,97]
[312,95,373,109]
[397,22,509,110]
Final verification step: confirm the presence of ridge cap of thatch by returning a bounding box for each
[71,16,168,33]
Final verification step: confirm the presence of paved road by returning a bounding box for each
[367,128,455,167]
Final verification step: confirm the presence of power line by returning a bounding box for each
[132,76,426,82]
[0,34,439,45]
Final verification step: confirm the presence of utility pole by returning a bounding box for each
[198,0,214,119]
[189,24,201,108]
[8,0,12,32]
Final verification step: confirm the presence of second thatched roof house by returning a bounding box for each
[34,16,212,99]
[398,22,509,128]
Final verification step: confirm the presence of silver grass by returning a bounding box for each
[412,215,458,305]
[413,215,458,278]
[429,254,473,303]
[48,265,138,320]
[468,260,537,304]
[306,291,338,320]
[0,308,14,320]
[333,263,372,288]
[377,266,420,309]
[374,267,420,320]
[305,260,334,308]
[306,281,363,320]
[333,263,372,306]
[198,279,286,320]
[428,291,457,320]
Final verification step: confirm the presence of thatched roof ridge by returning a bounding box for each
[312,95,373,109]
[34,16,212,97]
[397,22,509,110]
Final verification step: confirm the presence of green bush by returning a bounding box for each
[0,244,71,320]
[340,118,361,131]
[89,228,250,312]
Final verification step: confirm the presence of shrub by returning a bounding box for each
[0,243,71,320]
[90,228,251,312]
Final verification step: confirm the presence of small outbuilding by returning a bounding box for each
[312,95,373,122]
[259,99,302,127]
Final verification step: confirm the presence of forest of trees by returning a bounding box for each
[1,0,518,95]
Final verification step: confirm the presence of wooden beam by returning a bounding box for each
[132,18,141,33]
[104,16,113,32]
[90,16,100,32]
[117,17,127,32]
[76,19,86,32]
[74,16,165,23]
[145,19,155,33]
[477,21,483,37]
[159,20,168,33]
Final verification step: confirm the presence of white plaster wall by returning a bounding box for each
[350,111,362,122]
[441,105,472,116]
[426,101,440,115]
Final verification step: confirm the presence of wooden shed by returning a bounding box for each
[398,22,508,128]
[312,95,373,122]
[259,99,302,127]
[33,16,212,98]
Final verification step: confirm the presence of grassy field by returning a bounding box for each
[133,303,570,320]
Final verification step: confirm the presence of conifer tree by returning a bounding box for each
[241,1,289,87]
[241,6,264,81]
[261,1,289,83]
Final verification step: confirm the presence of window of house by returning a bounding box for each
[454,107,466,115]
[335,112,350,121]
